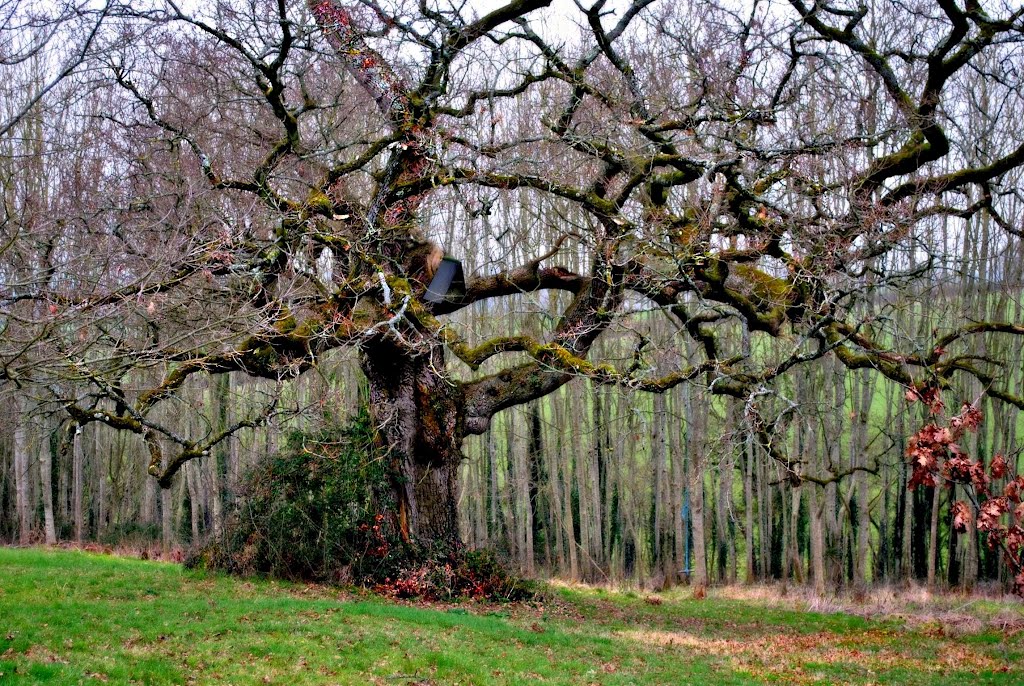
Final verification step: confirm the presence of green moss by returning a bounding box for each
[304,189,334,216]
[733,263,792,305]
[273,313,297,334]
[251,343,279,368]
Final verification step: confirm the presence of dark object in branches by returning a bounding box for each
[425,256,465,305]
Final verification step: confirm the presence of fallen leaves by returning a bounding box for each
[617,627,1013,684]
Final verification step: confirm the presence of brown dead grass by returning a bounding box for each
[713,583,1024,636]
[550,577,1024,636]
[619,627,1012,684]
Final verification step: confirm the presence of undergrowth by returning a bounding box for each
[187,405,532,601]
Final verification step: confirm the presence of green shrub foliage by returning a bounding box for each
[190,406,534,601]
[191,405,398,584]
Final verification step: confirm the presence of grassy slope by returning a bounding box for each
[0,548,1021,685]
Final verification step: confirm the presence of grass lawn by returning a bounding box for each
[0,547,1021,685]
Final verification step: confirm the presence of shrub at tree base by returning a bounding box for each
[372,547,537,602]
[187,406,533,601]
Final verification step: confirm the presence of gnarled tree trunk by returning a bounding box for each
[361,337,464,550]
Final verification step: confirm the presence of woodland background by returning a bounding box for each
[2,0,1024,595]
[3,209,1021,593]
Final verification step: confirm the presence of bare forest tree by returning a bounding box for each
[3,0,1024,587]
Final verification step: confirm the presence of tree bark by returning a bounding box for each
[161,481,173,556]
[588,385,605,577]
[185,462,201,543]
[789,484,803,584]
[807,411,826,595]
[670,392,686,583]
[560,411,580,580]
[810,489,826,595]
[73,425,84,544]
[927,470,941,589]
[744,429,756,582]
[361,337,463,549]
[716,415,736,584]
[684,383,708,589]
[528,401,549,571]
[95,427,107,539]
[38,423,57,544]
[652,391,670,586]
[209,373,229,539]
[854,370,875,594]
[14,396,32,545]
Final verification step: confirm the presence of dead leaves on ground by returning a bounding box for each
[619,627,1015,684]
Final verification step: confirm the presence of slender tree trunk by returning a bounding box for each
[789,485,803,584]
[878,382,896,583]
[717,422,736,583]
[14,397,32,544]
[963,489,978,591]
[927,468,942,589]
[684,383,707,590]
[824,360,845,586]
[73,425,84,544]
[518,416,535,575]
[588,386,605,576]
[527,402,547,571]
[57,423,69,528]
[142,457,157,532]
[209,373,229,538]
[38,426,56,544]
[744,431,756,582]
[571,396,592,580]
[810,489,826,595]
[670,392,686,582]
[807,415,826,595]
[899,402,913,582]
[227,377,241,499]
[96,428,107,539]
[560,415,580,580]
[853,370,874,594]
[547,417,567,572]
[502,412,517,561]
[186,462,201,543]
[161,482,173,556]
[472,438,487,548]
[757,457,771,578]
[612,402,629,579]
[651,391,670,586]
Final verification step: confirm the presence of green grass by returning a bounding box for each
[0,548,1021,685]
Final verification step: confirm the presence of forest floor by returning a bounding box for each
[1,547,1022,685]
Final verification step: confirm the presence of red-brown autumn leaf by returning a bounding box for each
[1007,526,1024,552]
[952,501,971,532]
[978,498,1008,531]
[958,404,983,432]
[945,455,974,482]
[991,453,1008,480]
[922,387,944,415]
